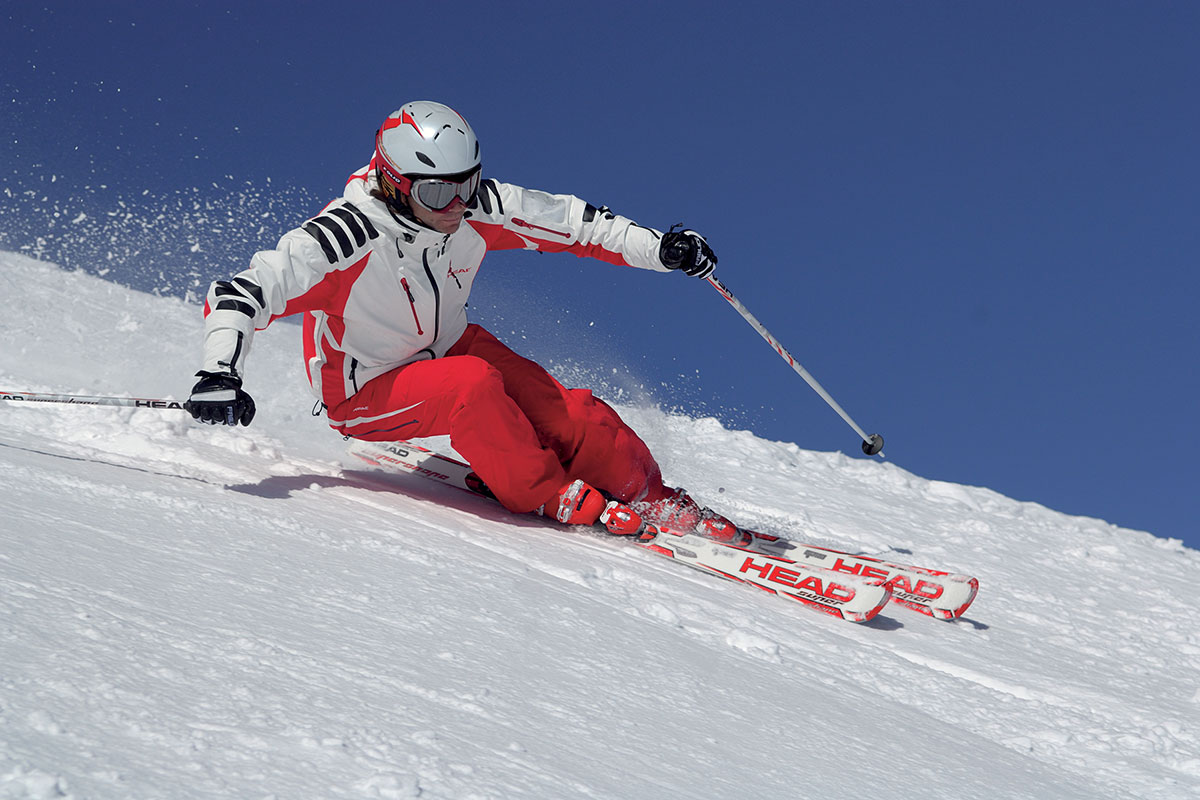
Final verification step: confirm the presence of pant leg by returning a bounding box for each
[449,325,666,504]
[563,390,667,503]
[326,352,565,514]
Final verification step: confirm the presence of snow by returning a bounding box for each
[2,250,1199,799]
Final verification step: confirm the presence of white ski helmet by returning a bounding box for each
[374,101,481,184]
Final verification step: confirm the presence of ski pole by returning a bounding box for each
[0,390,187,411]
[705,275,885,457]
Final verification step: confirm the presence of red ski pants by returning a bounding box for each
[325,324,666,513]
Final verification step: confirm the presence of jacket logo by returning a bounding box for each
[447,262,471,290]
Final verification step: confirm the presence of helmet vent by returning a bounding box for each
[415,151,437,169]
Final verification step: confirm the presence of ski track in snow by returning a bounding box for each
[2,251,1199,799]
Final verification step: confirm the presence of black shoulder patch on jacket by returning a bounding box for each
[303,221,339,263]
[476,180,503,217]
[302,202,380,265]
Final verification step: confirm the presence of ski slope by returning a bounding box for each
[2,251,1198,799]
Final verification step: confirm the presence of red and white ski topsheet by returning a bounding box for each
[346,439,977,623]
[636,526,891,622]
[737,533,978,620]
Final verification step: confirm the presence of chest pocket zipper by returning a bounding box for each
[400,277,424,336]
[512,217,572,239]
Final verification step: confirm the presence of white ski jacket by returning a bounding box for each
[200,165,672,408]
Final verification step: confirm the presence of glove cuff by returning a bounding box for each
[194,369,241,384]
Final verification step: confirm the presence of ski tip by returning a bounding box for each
[893,577,979,620]
[792,584,892,624]
[932,576,979,620]
[851,585,893,623]
[947,577,980,620]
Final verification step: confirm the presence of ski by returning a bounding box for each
[348,439,492,498]
[736,532,978,620]
[633,526,891,623]
[348,439,979,623]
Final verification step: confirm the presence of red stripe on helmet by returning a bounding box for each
[401,109,423,136]
[380,108,424,138]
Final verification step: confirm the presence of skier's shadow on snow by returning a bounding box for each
[225,473,354,499]
[955,616,989,631]
[860,614,986,631]
[225,468,541,526]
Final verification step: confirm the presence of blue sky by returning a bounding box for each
[3,2,1197,549]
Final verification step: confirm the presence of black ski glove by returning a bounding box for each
[184,371,256,426]
[659,226,717,279]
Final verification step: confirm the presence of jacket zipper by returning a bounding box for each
[512,217,572,239]
[421,249,442,343]
[400,277,424,336]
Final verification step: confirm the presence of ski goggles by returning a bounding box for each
[412,169,481,211]
[384,167,482,212]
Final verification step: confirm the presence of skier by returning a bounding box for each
[185,100,725,532]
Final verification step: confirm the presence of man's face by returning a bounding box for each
[379,168,477,235]
[406,194,467,235]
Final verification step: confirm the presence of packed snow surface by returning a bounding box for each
[2,251,1198,799]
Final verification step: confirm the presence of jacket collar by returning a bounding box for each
[344,169,448,248]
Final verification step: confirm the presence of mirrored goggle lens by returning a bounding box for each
[413,170,481,211]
